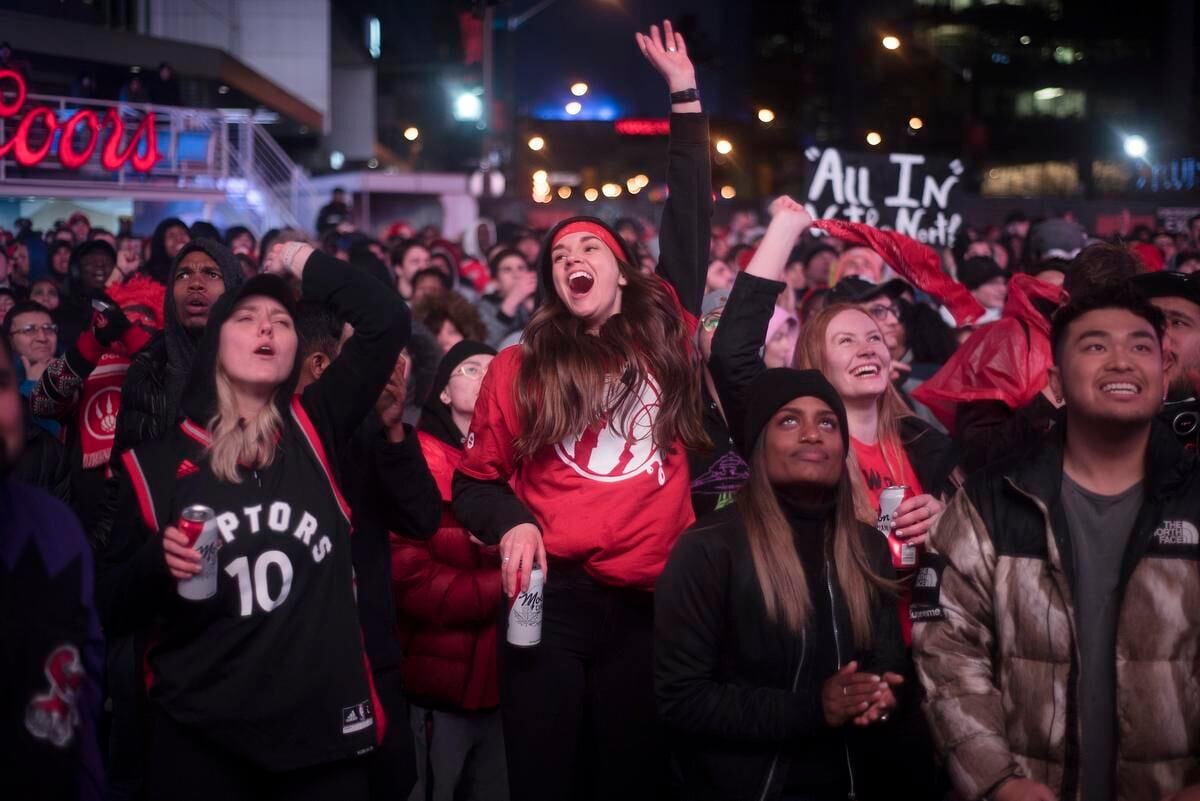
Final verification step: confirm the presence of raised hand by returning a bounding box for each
[635,20,697,95]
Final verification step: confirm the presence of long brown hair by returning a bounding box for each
[514,260,707,458]
[793,303,914,521]
[738,433,895,646]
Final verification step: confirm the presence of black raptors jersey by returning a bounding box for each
[121,397,382,771]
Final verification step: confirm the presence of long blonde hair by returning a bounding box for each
[738,437,895,647]
[793,303,914,521]
[206,365,284,483]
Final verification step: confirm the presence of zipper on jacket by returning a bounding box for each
[757,631,807,801]
[826,561,857,801]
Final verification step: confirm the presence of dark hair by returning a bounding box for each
[225,225,255,248]
[1062,243,1142,298]
[390,238,428,268]
[295,301,344,361]
[411,267,452,293]
[88,227,112,241]
[3,300,52,339]
[1188,214,1200,228]
[190,221,221,242]
[1050,284,1165,365]
[1175,249,1200,268]
[48,240,72,261]
[487,247,529,279]
[413,291,487,344]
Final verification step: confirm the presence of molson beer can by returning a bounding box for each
[506,567,544,647]
[876,486,917,569]
[177,505,220,601]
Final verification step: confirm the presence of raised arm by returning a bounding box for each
[637,21,711,316]
[264,243,410,460]
[709,200,811,454]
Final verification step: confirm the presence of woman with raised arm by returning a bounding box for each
[451,21,711,801]
[96,241,409,801]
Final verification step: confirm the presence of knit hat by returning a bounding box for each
[742,368,849,456]
[827,276,909,305]
[1029,219,1086,261]
[700,289,731,319]
[956,257,1007,290]
[420,340,497,448]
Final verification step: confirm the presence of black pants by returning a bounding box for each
[145,706,370,801]
[498,560,664,801]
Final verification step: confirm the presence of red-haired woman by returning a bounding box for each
[451,21,710,801]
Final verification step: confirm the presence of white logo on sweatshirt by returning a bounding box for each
[554,377,665,485]
[1153,520,1199,547]
[915,567,938,588]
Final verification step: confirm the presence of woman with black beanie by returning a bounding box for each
[391,340,509,801]
[451,21,711,800]
[655,369,906,801]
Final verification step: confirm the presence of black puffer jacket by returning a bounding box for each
[113,239,244,455]
[655,502,909,801]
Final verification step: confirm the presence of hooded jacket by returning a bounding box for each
[97,250,409,771]
[913,423,1200,801]
[113,239,244,456]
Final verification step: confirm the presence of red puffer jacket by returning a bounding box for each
[390,432,503,711]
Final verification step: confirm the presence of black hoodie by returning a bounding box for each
[113,238,245,456]
[97,249,410,771]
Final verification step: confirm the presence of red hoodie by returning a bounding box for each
[390,432,502,711]
[912,273,1068,431]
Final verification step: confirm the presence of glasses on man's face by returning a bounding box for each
[700,314,722,332]
[12,323,58,337]
[450,363,488,381]
[866,303,898,322]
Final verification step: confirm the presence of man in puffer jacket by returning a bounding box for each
[913,285,1200,801]
[391,340,507,801]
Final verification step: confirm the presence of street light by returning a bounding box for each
[571,82,589,97]
[1124,134,1148,158]
[557,186,572,199]
[533,169,548,183]
[882,35,901,51]
[403,127,420,141]
[866,131,882,146]
[453,91,484,121]
[715,139,733,155]
[720,185,736,199]
[633,174,649,187]
[908,116,924,130]
[528,136,545,151]
[602,182,622,198]
[757,108,776,123]
[627,178,642,194]
[565,101,582,116]
[584,187,599,202]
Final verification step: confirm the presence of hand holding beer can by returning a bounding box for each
[876,486,918,569]
[507,567,544,647]
[177,505,220,601]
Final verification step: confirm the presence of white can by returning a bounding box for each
[177,505,221,601]
[876,485,917,569]
[506,567,544,647]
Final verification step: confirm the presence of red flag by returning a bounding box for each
[812,219,986,326]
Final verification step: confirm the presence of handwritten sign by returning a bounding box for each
[803,147,964,247]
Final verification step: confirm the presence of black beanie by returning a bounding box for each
[421,340,497,448]
[742,368,850,456]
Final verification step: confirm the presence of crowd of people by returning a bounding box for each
[3,21,1200,801]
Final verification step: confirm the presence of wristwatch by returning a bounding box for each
[670,88,700,104]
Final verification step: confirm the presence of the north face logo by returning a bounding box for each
[1153,520,1200,546]
[915,567,938,588]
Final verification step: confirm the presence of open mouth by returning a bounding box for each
[850,364,881,378]
[254,344,276,357]
[185,297,209,313]
[568,270,595,295]
[1100,381,1140,396]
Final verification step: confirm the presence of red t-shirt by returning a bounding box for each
[851,436,924,646]
[457,345,696,591]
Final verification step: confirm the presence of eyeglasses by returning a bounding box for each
[11,323,58,336]
[700,314,721,332]
[866,303,899,322]
[450,363,488,381]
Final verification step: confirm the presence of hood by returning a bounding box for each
[1002,272,1066,337]
[419,339,496,448]
[535,216,636,303]
[145,217,188,283]
[163,239,246,420]
[461,218,495,262]
[179,273,299,426]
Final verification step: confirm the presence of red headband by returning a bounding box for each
[551,221,625,261]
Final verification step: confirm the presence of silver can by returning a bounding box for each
[506,567,544,647]
[177,505,220,601]
[876,485,917,569]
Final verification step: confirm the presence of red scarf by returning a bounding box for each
[78,352,129,469]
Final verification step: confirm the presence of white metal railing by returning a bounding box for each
[0,85,315,231]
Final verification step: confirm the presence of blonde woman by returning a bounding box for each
[98,241,408,801]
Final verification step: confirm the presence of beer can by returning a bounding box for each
[876,485,917,569]
[506,567,544,648]
[176,505,220,601]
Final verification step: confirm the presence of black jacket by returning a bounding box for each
[712,272,961,500]
[655,503,906,801]
[113,238,245,456]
